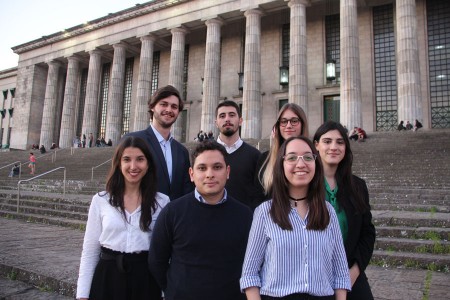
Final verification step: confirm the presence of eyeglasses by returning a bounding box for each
[278,117,301,127]
[283,153,317,164]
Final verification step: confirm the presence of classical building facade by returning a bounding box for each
[0,0,449,150]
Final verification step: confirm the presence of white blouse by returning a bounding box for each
[76,192,170,299]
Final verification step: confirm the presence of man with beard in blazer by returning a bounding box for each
[127,85,193,200]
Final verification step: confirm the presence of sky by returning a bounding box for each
[0,0,142,71]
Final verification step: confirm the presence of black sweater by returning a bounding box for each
[225,142,262,209]
[148,192,253,300]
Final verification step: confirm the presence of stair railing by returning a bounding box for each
[91,159,112,181]
[0,161,22,179]
[17,167,66,212]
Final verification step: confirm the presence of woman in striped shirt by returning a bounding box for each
[240,136,350,300]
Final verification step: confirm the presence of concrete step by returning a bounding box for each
[375,226,450,240]
[375,237,450,254]
[0,211,86,231]
[372,210,450,228]
[371,250,450,271]
[0,202,88,221]
[371,203,449,213]
[0,198,89,214]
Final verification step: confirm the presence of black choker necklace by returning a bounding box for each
[289,196,307,207]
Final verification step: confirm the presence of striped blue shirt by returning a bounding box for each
[240,200,351,297]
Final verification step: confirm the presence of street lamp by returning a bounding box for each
[326,59,336,81]
[201,77,204,95]
[238,72,244,91]
[279,66,289,86]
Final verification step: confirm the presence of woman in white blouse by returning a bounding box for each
[240,136,351,300]
[76,136,169,300]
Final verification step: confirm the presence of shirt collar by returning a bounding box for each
[216,136,243,154]
[150,124,173,144]
[194,188,228,205]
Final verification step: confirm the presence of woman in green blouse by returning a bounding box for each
[314,121,376,300]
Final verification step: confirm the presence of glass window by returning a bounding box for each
[373,4,397,131]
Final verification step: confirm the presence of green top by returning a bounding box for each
[325,180,348,242]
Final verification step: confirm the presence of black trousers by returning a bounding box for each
[89,247,161,300]
[261,294,334,300]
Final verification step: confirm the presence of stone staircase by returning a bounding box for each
[0,130,449,272]
[350,130,450,271]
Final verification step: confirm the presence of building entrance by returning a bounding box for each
[323,95,340,122]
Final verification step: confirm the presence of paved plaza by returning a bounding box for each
[0,217,449,299]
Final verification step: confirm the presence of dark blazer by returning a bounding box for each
[340,175,375,271]
[127,126,193,200]
[338,175,375,299]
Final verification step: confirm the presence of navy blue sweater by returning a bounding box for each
[148,192,253,300]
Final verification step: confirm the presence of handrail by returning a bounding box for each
[17,167,66,212]
[91,159,112,181]
[0,161,22,179]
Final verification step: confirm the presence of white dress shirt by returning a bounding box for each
[76,192,170,299]
[217,136,243,154]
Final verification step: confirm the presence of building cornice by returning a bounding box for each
[11,0,189,55]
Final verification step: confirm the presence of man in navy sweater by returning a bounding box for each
[215,100,262,209]
[148,141,252,300]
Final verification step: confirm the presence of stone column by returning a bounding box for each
[134,34,156,131]
[396,0,422,123]
[340,0,362,129]
[59,56,81,148]
[40,61,61,148]
[241,9,263,139]
[168,27,189,140]
[82,50,102,140]
[201,18,224,134]
[289,0,309,112]
[105,43,127,144]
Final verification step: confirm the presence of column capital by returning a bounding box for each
[88,49,103,56]
[287,0,310,8]
[46,60,62,68]
[244,8,264,17]
[204,17,225,27]
[66,55,84,64]
[112,42,128,51]
[139,33,157,42]
[169,26,190,35]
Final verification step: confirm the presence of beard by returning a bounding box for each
[221,126,237,137]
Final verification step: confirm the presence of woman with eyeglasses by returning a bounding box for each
[255,103,309,206]
[241,136,350,300]
[313,121,375,300]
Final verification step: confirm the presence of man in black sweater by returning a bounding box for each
[215,100,262,209]
[148,141,252,300]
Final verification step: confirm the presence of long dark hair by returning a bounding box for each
[270,136,329,231]
[313,121,369,213]
[259,103,309,195]
[105,136,158,231]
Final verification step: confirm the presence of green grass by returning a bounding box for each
[38,284,54,292]
[427,263,438,272]
[422,270,432,300]
[429,207,438,214]
[6,270,17,280]
[404,259,420,268]
[423,231,440,241]
[78,223,86,231]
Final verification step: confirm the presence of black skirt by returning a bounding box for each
[89,247,161,300]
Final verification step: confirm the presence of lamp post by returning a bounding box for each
[238,72,244,91]
[326,59,336,81]
[201,77,204,95]
[279,66,289,87]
